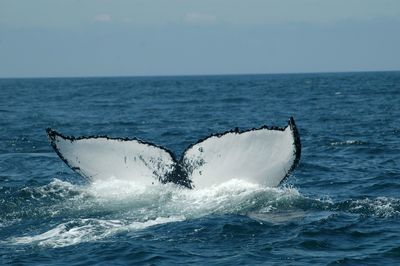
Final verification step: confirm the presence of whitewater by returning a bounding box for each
[5,178,399,250]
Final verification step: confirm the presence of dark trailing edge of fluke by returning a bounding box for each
[286,116,301,184]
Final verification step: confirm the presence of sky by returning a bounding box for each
[0,0,399,78]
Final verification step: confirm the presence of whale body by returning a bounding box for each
[47,117,301,189]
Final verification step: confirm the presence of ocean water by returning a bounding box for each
[0,72,400,265]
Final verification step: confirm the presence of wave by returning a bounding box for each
[330,140,367,146]
[336,197,400,217]
[11,217,185,248]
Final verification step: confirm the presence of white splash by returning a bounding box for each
[9,178,399,248]
[8,178,301,248]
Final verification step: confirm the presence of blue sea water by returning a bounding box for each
[0,72,400,265]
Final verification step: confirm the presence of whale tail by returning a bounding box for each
[47,117,301,189]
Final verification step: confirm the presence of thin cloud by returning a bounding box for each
[184,12,217,25]
[93,14,112,22]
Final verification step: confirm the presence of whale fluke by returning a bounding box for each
[46,129,178,186]
[47,117,301,189]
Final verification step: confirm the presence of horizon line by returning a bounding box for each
[1,69,399,80]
